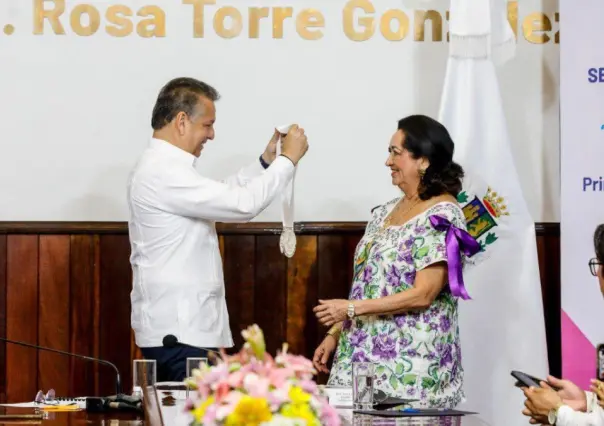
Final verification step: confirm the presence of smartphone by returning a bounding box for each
[511,371,543,388]
[597,344,604,381]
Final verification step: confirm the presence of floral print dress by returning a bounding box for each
[327,198,470,409]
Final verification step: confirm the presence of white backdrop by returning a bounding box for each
[560,0,604,390]
[0,0,559,222]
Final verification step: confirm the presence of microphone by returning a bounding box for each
[162,334,222,360]
[0,337,141,412]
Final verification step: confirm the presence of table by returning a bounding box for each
[0,390,491,426]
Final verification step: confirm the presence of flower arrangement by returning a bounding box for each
[185,324,341,426]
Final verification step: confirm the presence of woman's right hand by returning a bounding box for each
[312,335,337,374]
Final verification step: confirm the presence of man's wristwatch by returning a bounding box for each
[548,403,564,425]
[347,302,355,319]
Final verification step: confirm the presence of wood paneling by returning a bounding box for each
[0,235,6,404]
[0,222,561,401]
[69,235,99,398]
[6,236,39,403]
[38,236,70,397]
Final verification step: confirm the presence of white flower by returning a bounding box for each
[260,415,307,426]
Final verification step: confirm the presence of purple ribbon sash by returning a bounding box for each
[429,215,481,300]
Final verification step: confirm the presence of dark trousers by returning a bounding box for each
[140,345,216,382]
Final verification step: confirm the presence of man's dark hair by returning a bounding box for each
[595,224,604,263]
[151,77,220,130]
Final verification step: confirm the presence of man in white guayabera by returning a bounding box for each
[127,77,309,381]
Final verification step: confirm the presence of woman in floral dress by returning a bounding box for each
[312,115,479,408]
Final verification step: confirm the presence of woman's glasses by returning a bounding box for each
[589,258,602,276]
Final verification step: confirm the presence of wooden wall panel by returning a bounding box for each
[224,235,255,352]
[0,222,561,402]
[0,235,6,404]
[254,236,287,355]
[286,236,318,357]
[99,235,132,396]
[6,236,39,403]
[69,235,99,397]
[38,236,70,396]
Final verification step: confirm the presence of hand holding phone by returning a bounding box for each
[511,371,563,391]
[511,371,543,388]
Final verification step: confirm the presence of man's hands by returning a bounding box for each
[522,385,563,424]
[546,376,588,411]
[262,124,308,165]
[521,376,588,424]
[261,129,280,165]
[261,125,309,167]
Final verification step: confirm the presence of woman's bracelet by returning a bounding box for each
[326,322,342,340]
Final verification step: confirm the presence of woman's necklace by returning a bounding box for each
[381,195,421,230]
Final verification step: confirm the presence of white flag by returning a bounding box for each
[437,0,550,425]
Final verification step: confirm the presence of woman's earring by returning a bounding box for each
[418,168,426,178]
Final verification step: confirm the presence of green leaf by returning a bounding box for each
[402,374,417,385]
[396,364,404,376]
[457,191,468,203]
[414,246,429,259]
[421,377,436,389]
[479,241,486,252]
[376,366,386,375]
[485,233,498,245]
[389,375,399,390]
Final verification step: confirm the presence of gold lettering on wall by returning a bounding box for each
[28,0,561,43]
[213,6,242,38]
[34,0,66,35]
[70,4,100,36]
[183,0,215,38]
[523,12,551,44]
[249,7,269,38]
[343,0,375,42]
[296,9,324,40]
[137,6,165,37]
[272,7,293,39]
[106,5,133,37]
[508,1,518,38]
[414,10,441,42]
[380,9,409,41]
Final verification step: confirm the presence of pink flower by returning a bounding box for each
[202,404,218,426]
[227,370,244,388]
[267,388,289,410]
[243,373,270,398]
[215,391,244,421]
[276,353,316,379]
[321,400,342,426]
[269,367,294,388]
[214,381,230,402]
[299,379,318,394]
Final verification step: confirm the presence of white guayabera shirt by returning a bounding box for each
[127,137,295,348]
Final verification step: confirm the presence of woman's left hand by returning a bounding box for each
[313,299,350,326]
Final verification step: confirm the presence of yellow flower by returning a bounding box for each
[192,396,214,424]
[289,386,311,405]
[280,402,319,426]
[225,396,272,426]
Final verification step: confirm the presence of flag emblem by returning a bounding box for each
[458,187,509,252]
